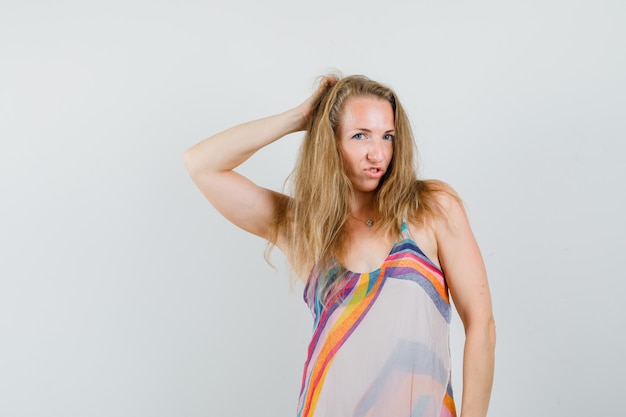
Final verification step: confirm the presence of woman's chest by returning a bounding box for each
[341,221,440,273]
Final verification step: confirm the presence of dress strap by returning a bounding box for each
[400,221,412,240]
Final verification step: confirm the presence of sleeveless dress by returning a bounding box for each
[297,222,456,417]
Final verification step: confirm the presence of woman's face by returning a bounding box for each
[337,96,394,195]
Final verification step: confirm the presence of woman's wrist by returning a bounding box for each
[280,106,308,134]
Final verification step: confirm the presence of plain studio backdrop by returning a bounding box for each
[1,0,624,416]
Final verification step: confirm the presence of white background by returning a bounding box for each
[1,0,625,416]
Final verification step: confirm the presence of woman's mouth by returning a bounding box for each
[365,167,384,178]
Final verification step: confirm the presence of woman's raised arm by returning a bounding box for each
[183,109,301,242]
[183,78,335,244]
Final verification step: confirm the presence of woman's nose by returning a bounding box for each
[367,139,384,161]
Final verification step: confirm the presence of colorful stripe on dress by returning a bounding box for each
[297,266,388,417]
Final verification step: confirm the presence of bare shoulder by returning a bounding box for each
[408,180,466,269]
[424,180,467,234]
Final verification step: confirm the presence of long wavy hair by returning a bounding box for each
[268,74,454,305]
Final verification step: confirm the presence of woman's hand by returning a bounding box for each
[291,76,338,132]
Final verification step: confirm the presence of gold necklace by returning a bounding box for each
[349,213,374,227]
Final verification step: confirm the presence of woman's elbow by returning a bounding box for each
[467,315,496,347]
[183,147,201,177]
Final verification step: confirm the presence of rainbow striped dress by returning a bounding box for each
[297,222,456,417]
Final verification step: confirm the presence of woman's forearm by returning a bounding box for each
[459,319,496,417]
[184,107,304,176]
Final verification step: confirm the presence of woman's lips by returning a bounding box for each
[364,167,384,178]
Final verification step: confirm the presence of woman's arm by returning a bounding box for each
[184,110,300,241]
[183,80,332,245]
[434,189,496,417]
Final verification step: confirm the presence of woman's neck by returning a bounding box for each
[348,192,376,219]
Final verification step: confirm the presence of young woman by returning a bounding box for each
[184,75,495,417]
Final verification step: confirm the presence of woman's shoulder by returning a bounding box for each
[413,179,463,219]
[417,180,471,241]
[407,180,470,265]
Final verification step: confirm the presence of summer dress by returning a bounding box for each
[297,222,456,417]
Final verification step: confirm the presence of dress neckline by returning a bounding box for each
[339,238,400,276]
[339,222,442,275]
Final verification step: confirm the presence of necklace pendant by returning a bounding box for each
[365,219,373,227]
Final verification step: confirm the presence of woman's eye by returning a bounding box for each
[352,133,365,140]
[383,134,394,141]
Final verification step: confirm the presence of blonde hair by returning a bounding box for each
[269,75,456,303]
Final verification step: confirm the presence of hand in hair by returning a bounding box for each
[292,76,338,132]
